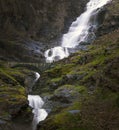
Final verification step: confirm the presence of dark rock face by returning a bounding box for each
[97,0,119,36]
[0,38,45,62]
[0,0,88,41]
[0,0,118,62]
[0,0,88,62]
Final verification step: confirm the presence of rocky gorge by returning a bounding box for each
[0,0,119,130]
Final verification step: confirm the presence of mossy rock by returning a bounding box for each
[0,63,35,129]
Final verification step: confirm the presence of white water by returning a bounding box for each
[28,95,48,130]
[27,72,48,130]
[27,0,112,128]
[45,0,112,63]
[34,72,40,82]
[45,47,69,62]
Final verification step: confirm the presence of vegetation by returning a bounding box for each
[37,29,119,130]
[0,63,34,121]
[0,0,119,130]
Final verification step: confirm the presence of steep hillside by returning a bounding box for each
[36,29,119,130]
[0,62,34,130]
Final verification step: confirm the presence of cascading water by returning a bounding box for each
[27,0,112,129]
[28,95,48,130]
[45,0,112,63]
[34,72,40,82]
[27,72,48,130]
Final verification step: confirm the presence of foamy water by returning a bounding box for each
[45,0,112,63]
[27,72,48,130]
[28,95,48,130]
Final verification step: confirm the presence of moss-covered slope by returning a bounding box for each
[0,63,34,130]
[36,29,119,130]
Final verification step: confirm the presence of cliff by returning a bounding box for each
[0,0,87,62]
[0,0,118,62]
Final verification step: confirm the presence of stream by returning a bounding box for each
[27,72,48,130]
[28,0,112,130]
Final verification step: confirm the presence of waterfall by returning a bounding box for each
[27,0,112,129]
[27,72,48,130]
[34,72,40,82]
[28,95,48,130]
[45,0,112,63]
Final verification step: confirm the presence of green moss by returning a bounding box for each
[75,85,87,93]
[55,111,80,123]
[51,77,63,83]
[80,70,96,82]
[48,87,119,130]
[45,63,74,78]
[54,84,87,96]
[38,30,119,130]
[0,85,26,101]
[95,88,119,105]
[0,63,30,118]
[0,68,19,84]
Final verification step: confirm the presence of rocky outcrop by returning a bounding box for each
[0,0,88,41]
[0,38,45,62]
[0,63,34,130]
[0,0,88,62]
[97,0,119,36]
[36,29,119,130]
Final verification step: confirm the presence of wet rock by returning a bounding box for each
[0,119,6,125]
[50,85,79,103]
[24,72,37,93]
[68,110,80,114]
